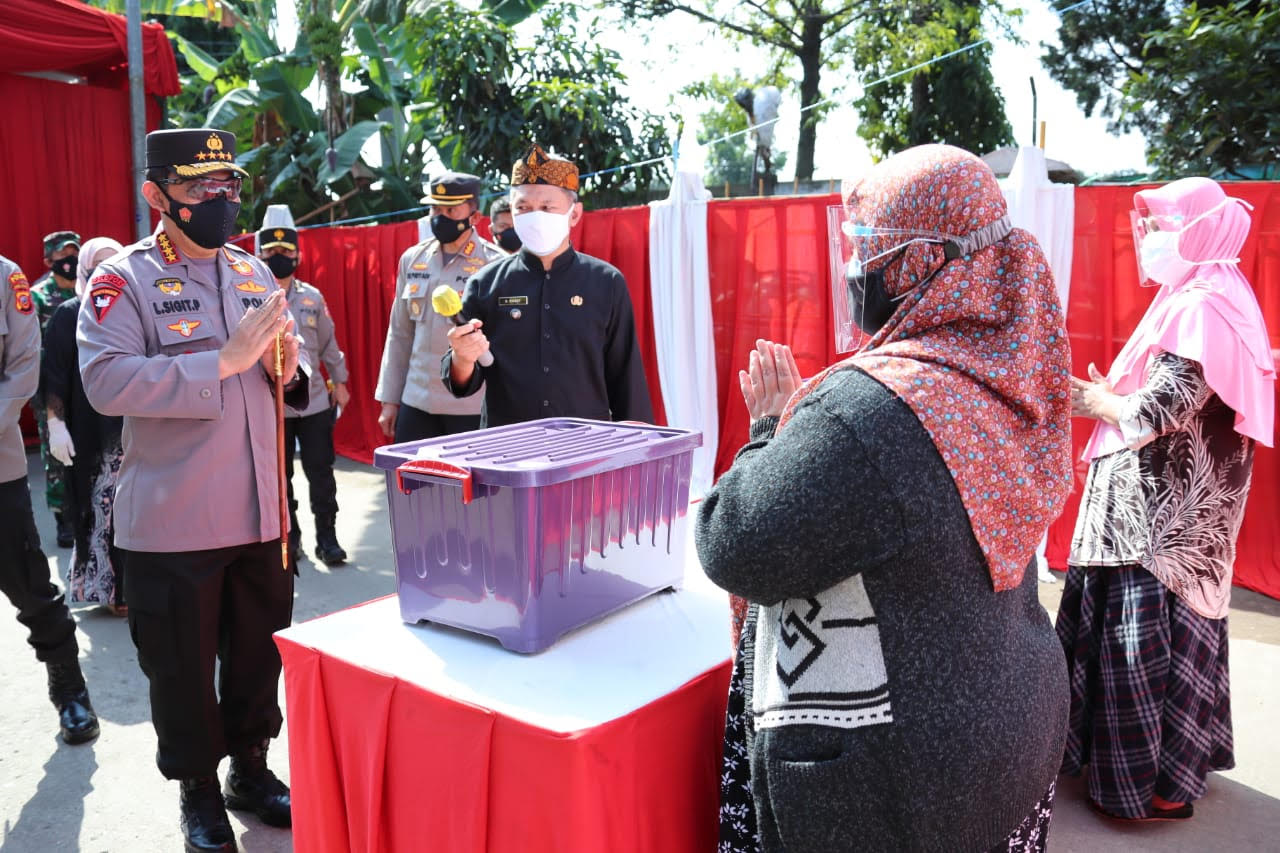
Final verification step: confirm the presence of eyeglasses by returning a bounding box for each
[157,175,243,203]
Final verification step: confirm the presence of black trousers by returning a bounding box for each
[121,541,294,780]
[0,476,78,664]
[284,407,339,530]
[393,403,480,443]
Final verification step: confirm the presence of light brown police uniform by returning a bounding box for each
[286,280,346,418]
[77,230,309,551]
[374,235,503,415]
[0,255,38,483]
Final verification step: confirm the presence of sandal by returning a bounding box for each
[1088,797,1194,822]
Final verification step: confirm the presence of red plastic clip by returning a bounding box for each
[396,459,474,504]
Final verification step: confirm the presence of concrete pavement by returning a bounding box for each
[1,451,1278,852]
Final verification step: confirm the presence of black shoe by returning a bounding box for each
[314,515,347,566]
[46,661,100,745]
[223,739,291,827]
[180,777,237,852]
[54,512,74,548]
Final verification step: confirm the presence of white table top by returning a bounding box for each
[276,534,733,733]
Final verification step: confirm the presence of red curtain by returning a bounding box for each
[0,0,180,96]
[1054,183,1280,599]
[0,74,164,292]
[706,196,843,475]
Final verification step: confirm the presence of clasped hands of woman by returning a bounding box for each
[739,338,802,421]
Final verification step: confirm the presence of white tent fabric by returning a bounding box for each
[1001,146,1076,580]
[648,146,719,497]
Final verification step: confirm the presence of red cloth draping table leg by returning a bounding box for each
[277,636,497,853]
[485,664,731,853]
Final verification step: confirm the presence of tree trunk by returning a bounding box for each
[795,18,823,180]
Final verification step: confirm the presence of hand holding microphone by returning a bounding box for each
[433,285,494,368]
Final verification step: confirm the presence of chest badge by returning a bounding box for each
[235,280,267,294]
[411,262,428,271]
[570,295,583,307]
[167,319,202,338]
[509,308,522,320]
[301,297,317,306]
[410,301,422,317]
[305,314,318,327]
[155,278,183,295]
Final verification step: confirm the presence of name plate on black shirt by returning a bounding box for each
[498,296,529,306]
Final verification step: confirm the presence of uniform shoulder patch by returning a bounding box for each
[8,270,33,315]
[89,283,124,323]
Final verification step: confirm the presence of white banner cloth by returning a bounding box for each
[649,165,719,497]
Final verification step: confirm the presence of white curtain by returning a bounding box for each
[648,149,719,497]
[1002,146,1074,309]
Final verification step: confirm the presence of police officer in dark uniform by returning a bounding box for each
[78,129,306,852]
[0,252,99,746]
[442,145,654,426]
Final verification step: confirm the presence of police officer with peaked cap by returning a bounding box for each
[257,218,351,566]
[374,170,504,441]
[0,252,100,747]
[77,128,308,852]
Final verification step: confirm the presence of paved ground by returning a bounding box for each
[1,451,1278,852]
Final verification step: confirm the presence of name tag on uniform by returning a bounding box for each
[498,296,528,306]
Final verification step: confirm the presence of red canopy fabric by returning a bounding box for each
[0,0,180,96]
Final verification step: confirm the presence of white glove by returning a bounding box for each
[47,416,76,467]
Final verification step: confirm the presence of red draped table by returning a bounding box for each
[275,566,733,853]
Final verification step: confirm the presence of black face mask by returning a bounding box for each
[160,187,240,250]
[495,228,522,252]
[51,256,78,282]
[430,214,470,245]
[847,246,954,336]
[846,247,909,336]
[265,254,298,279]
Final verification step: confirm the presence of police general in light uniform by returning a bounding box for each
[442,145,654,427]
[374,172,504,442]
[257,222,351,566]
[0,253,100,747]
[77,129,304,853]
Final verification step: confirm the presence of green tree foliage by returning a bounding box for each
[1125,2,1280,178]
[1044,0,1277,177]
[616,0,1015,177]
[404,2,671,207]
[852,0,1015,157]
[679,72,790,186]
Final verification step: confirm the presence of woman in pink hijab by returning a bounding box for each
[1059,177,1275,821]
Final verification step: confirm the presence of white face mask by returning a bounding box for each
[1139,230,1194,286]
[513,209,572,256]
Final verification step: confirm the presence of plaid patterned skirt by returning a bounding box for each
[1055,563,1234,819]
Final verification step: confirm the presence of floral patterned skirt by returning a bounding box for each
[68,442,124,606]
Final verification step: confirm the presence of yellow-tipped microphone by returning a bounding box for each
[432,285,494,367]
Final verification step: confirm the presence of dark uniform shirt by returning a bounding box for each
[441,247,654,428]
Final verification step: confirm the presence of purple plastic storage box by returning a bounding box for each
[373,418,701,653]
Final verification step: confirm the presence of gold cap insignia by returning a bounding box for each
[274,229,284,239]
[206,134,224,151]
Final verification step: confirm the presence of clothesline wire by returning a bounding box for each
[301,0,1094,231]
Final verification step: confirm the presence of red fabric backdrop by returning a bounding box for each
[0,0,180,95]
[276,184,1280,600]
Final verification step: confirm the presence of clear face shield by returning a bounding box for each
[1130,197,1252,285]
[826,205,961,352]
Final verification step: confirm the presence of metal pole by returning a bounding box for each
[127,0,148,240]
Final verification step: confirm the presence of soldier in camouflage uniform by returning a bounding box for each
[31,229,80,547]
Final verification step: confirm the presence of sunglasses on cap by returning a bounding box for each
[155,175,244,203]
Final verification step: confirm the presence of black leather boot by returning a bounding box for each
[180,776,237,852]
[313,514,347,566]
[223,739,291,827]
[46,660,99,745]
[54,511,74,548]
